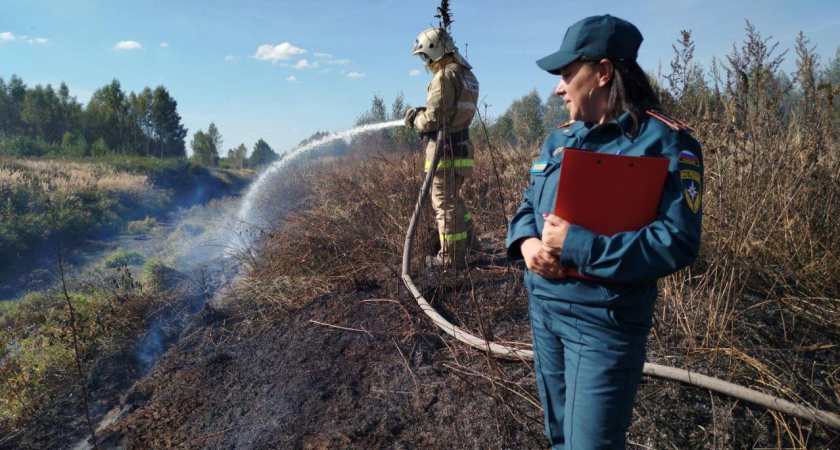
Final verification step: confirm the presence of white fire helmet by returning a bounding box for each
[412,27,472,72]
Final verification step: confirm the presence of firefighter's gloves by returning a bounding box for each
[404,107,426,129]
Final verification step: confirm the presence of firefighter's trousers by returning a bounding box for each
[430,169,477,265]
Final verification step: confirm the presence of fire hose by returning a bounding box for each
[400,129,840,430]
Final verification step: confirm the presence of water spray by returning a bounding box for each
[235,120,403,230]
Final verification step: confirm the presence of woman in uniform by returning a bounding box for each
[506,14,704,449]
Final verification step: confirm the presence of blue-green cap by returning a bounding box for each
[536,14,643,73]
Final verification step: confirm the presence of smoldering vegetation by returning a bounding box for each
[0,157,247,448]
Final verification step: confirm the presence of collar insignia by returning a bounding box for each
[646,109,695,132]
[531,160,549,174]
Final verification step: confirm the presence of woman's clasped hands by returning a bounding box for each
[521,213,571,280]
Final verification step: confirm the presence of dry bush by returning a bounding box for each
[641,27,840,448]
[237,121,839,445]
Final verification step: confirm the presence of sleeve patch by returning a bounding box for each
[678,150,700,167]
[680,169,702,213]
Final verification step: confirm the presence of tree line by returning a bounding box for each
[0,75,283,169]
[0,76,187,158]
[190,122,280,169]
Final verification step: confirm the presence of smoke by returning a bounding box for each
[133,197,241,374]
[189,183,207,206]
[135,317,172,375]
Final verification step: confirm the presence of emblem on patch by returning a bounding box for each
[680,169,702,213]
[531,161,549,173]
[552,147,565,157]
[678,150,700,167]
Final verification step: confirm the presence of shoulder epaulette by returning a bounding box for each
[557,120,575,129]
[646,109,695,132]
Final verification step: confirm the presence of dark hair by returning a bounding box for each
[580,57,661,136]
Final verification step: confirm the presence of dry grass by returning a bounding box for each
[0,157,151,198]
[0,156,171,270]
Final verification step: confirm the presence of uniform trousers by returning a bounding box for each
[430,169,477,264]
[529,295,652,449]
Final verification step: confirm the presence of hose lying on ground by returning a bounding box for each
[399,130,840,430]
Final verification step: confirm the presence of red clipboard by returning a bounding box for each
[553,149,670,281]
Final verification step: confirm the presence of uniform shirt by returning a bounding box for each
[506,109,703,307]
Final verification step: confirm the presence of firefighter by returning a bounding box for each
[404,27,480,269]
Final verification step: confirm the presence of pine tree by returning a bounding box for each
[248,138,279,168]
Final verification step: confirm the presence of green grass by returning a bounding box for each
[102,248,145,268]
[0,155,248,271]
[0,300,17,317]
[0,279,164,426]
[126,216,158,234]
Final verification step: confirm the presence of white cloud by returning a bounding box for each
[29,38,49,44]
[160,42,169,48]
[314,52,332,58]
[253,42,306,62]
[224,55,239,61]
[318,69,330,74]
[328,58,351,64]
[286,75,298,82]
[409,69,421,77]
[0,32,16,41]
[293,59,319,70]
[347,72,366,78]
[115,40,142,50]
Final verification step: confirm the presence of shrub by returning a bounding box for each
[61,132,88,157]
[102,248,145,268]
[0,135,61,157]
[126,216,158,234]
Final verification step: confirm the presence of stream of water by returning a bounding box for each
[235,120,403,230]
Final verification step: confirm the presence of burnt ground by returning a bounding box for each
[8,244,840,449]
[92,259,547,449]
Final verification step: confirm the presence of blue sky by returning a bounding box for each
[2,0,840,155]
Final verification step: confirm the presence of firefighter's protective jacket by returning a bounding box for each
[414,60,479,177]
